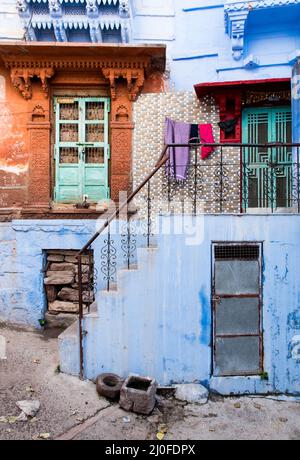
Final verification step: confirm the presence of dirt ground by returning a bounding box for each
[0,324,300,441]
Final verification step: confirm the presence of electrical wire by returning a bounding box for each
[0,109,50,117]
[23,8,34,42]
[0,37,23,40]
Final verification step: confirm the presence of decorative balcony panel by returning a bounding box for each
[16,0,133,43]
[224,0,300,60]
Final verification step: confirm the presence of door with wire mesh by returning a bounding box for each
[54,97,110,203]
[212,243,263,377]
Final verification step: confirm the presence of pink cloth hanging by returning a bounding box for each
[199,124,215,159]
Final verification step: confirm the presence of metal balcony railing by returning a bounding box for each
[76,142,300,379]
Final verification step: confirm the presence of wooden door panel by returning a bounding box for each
[54,97,110,203]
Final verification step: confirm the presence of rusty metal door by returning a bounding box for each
[212,243,263,377]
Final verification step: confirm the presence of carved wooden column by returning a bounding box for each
[103,67,145,202]
[9,68,54,213]
[26,103,51,212]
[110,81,134,202]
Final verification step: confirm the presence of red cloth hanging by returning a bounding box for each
[199,124,215,159]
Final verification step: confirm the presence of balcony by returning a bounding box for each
[16,0,133,43]
[224,0,300,61]
[138,142,300,216]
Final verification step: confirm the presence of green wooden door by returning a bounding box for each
[54,97,110,203]
[242,107,292,210]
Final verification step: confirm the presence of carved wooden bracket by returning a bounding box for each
[10,68,55,100]
[102,68,145,101]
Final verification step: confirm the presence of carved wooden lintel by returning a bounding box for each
[102,68,145,101]
[10,68,55,100]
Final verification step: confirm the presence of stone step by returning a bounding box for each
[45,311,78,330]
[59,240,160,378]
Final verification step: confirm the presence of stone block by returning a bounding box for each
[64,256,78,264]
[82,255,92,265]
[75,265,90,274]
[48,300,79,314]
[59,250,79,256]
[45,285,57,302]
[47,250,75,256]
[174,384,209,405]
[57,287,93,303]
[58,287,79,302]
[119,374,157,415]
[49,263,76,272]
[47,255,64,262]
[75,274,90,284]
[65,255,91,265]
[44,271,74,285]
[45,312,78,329]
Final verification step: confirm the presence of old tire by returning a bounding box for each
[96,373,123,400]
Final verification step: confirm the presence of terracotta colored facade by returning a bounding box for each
[0,42,165,219]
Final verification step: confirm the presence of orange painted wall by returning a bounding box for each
[0,67,30,208]
[0,62,165,214]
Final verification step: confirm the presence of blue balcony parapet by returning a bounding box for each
[16,0,133,43]
[224,0,300,60]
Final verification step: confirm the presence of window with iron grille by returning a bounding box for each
[212,243,263,377]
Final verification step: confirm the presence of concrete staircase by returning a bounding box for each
[58,214,212,386]
[58,245,160,379]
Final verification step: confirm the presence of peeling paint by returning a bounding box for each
[199,287,211,346]
[288,311,300,330]
[274,254,289,285]
[0,163,28,175]
[289,336,300,361]
[183,333,197,344]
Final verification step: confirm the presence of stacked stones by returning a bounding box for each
[44,250,93,314]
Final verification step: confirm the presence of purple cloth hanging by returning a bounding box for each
[164,118,190,181]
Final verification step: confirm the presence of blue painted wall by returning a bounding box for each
[0,1,23,41]
[292,59,300,144]
[169,1,300,89]
[132,1,300,89]
[0,2,299,395]
[1,215,300,395]
[57,214,300,395]
[9,1,300,89]
[0,219,146,328]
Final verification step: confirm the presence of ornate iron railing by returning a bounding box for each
[77,142,300,379]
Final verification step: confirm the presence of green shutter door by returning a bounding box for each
[55,98,81,202]
[82,98,110,202]
[55,97,110,203]
[242,107,292,210]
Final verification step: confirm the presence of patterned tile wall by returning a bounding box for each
[132,92,241,216]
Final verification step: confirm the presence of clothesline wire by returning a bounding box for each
[0,109,50,116]
[188,136,210,144]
